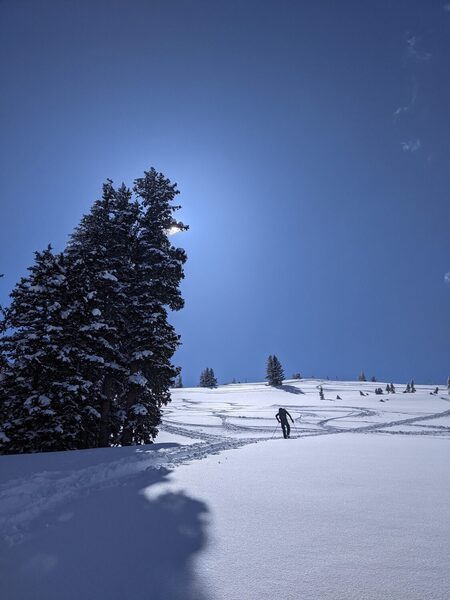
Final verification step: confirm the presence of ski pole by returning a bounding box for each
[270,424,279,439]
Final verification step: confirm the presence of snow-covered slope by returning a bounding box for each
[1,380,449,599]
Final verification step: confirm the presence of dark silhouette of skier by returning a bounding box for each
[276,407,294,439]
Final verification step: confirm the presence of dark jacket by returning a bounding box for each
[276,408,294,424]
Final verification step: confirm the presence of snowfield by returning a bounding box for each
[1,379,449,599]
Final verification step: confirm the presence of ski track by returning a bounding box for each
[1,389,450,544]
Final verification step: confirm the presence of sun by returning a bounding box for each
[167,226,181,235]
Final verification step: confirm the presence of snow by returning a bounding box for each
[132,349,154,360]
[128,372,148,386]
[98,271,118,282]
[85,354,105,364]
[0,432,10,443]
[1,379,449,599]
[38,395,51,407]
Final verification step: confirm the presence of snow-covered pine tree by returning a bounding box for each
[292,372,301,380]
[371,376,376,382]
[199,368,217,388]
[266,355,284,386]
[207,368,217,388]
[0,248,90,453]
[120,168,187,445]
[410,379,416,393]
[64,181,139,448]
[358,371,367,382]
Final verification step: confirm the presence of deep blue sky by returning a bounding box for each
[1,0,449,385]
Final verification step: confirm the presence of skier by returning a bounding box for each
[276,407,294,439]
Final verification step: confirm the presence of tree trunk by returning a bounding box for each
[121,361,139,446]
[98,375,113,447]
[121,387,136,446]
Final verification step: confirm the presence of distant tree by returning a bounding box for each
[447,377,450,394]
[371,376,376,383]
[358,371,367,382]
[385,384,391,393]
[199,369,207,387]
[266,355,284,386]
[231,378,237,384]
[199,368,217,388]
[292,372,301,380]
[208,368,218,388]
[390,383,396,393]
[410,379,416,393]
[173,373,183,388]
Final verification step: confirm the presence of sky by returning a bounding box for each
[1,0,449,386]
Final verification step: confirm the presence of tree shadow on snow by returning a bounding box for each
[277,384,304,395]
[2,462,212,600]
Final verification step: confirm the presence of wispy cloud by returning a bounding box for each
[406,35,432,61]
[401,139,421,152]
[445,272,450,284]
[394,78,418,119]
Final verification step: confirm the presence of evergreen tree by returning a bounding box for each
[292,372,301,380]
[410,379,416,393]
[209,368,218,388]
[0,167,187,454]
[371,376,376,383]
[266,355,274,385]
[120,168,187,445]
[64,180,140,447]
[199,367,217,388]
[266,355,284,386]
[358,371,367,382]
[0,248,91,453]
[447,376,450,393]
[173,373,183,388]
